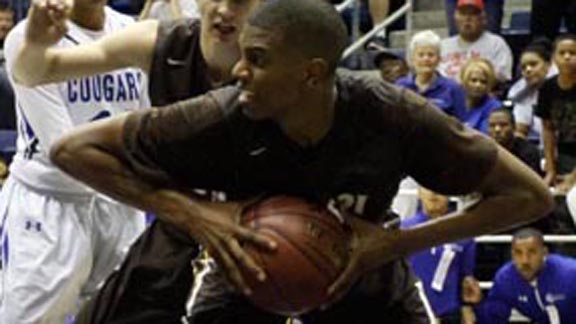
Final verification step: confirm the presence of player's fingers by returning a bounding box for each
[235,227,277,251]
[29,0,48,21]
[225,237,267,282]
[325,260,357,305]
[211,235,253,296]
[31,0,48,10]
[47,9,68,33]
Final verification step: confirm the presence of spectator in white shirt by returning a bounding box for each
[439,0,512,82]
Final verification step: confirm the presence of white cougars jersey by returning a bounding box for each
[4,7,150,195]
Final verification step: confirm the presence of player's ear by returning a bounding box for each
[304,58,329,88]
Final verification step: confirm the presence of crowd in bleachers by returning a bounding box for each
[353,0,576,233]
[0,0,575,323]
[339,0,576,322]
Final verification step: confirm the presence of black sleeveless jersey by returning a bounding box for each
[148,19,211,106]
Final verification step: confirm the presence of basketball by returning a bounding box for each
[241,195,351,316]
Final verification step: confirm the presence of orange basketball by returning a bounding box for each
[241,196,351,316]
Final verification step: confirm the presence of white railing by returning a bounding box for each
[341,1,412,60]
[336,0,356,13]
[476,235,576,243]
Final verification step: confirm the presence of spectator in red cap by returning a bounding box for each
[445,0,504,36]
[439,0,512,82]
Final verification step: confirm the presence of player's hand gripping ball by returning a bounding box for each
[241,196,351,316]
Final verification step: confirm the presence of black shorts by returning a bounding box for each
[77,221,429,324]
[186,259,430,324]
[76,220,200,324]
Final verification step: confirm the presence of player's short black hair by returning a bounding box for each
[248,0,348,73]
[512,227,545,246]
[490,107,515,125]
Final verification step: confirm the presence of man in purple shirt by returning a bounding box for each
[402,187,477,323]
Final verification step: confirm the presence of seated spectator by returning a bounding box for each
[439,0,512,82]
[401,187,477,324]
[445,0,504,36]
[460,58,501,133]
[139,0,199,21]
[464,228,576,323]
[507,38,557,148]
[488,108,542,175]
[536,34,576,192]
[487,108,556,234]
[396,30,467,120]
[531,0,576,42]
[372,48,409,83]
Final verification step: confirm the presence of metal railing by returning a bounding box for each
[340,1,412,60]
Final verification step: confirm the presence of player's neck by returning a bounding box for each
[205,57,236,86]
[279,85,337,148]
[70,6,106,30]
[201,42,238,86]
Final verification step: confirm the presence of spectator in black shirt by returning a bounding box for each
[488,107,542,176]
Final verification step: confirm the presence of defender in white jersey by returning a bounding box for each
[0,1,148,322]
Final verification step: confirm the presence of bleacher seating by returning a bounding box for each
[506,10,531,34]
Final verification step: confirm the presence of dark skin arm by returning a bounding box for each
[541,119,557,187]
[50,114,276,295]
[326,145,553,304]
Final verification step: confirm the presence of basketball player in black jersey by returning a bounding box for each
[51,0,552,322]
[13,0,266,321]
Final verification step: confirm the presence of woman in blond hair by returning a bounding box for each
[460,58,502,134]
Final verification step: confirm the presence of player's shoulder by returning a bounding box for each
[336,68,406,108]
[104,6,138,28]
[4,19,26,47]
[336,69,431,128]
[3,20,27,64]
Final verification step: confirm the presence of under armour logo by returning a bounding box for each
[25,220,42,232]
[518,295,528,303]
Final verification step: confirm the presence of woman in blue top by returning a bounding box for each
[396,30,467,121]
[460,58,501,134]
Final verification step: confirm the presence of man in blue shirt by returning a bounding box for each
[401,187,477,323]
[464,228,576,323]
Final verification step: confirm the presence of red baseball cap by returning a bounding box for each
[457,0,484,11]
